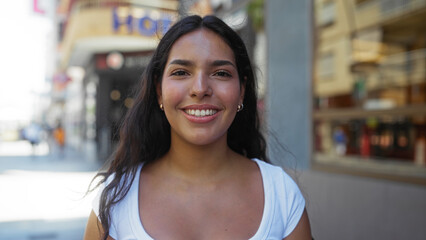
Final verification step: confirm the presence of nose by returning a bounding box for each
[190,72,212,98]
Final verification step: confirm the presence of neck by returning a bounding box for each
[160,134,236,181]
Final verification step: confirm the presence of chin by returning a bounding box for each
[180,131,227,146]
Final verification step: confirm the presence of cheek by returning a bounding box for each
[161,81,185,105]
[215,82,242,105]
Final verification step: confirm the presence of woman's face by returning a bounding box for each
[158,28,244,146]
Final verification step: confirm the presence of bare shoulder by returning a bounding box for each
[283,209,312,240]
[84,210,115,240]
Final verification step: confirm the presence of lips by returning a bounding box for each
[181,104,220,122]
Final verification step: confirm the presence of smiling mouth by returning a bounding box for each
[184,109,218,117]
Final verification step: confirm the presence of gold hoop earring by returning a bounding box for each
[159,103,164,111]
[237,103,244,112]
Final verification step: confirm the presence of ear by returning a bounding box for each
[240,76,247,103]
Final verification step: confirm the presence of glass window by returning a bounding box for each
[313,0,426,184]
[318,1,336,27]
[318,52,335,80]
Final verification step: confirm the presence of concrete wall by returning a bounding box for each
[265,0,426,239]
[265,0,312,170]
[299,170,426,240]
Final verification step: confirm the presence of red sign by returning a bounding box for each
[33,0,45,15]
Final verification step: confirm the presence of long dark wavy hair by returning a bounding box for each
[92,15,267,239]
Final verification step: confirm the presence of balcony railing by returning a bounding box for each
[379,49,426,85]
[380,0,426,17]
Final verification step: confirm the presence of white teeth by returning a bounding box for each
[185,109,217,117]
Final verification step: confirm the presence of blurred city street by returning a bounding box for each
[0,0,425,239]
[0,140,102,240]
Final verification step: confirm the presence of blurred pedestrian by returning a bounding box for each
[84,15,312,240]
[23,122,42,156]
[53,122,65,158]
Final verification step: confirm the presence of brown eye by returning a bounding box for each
[171,70,189,76]
[214,71,232,77]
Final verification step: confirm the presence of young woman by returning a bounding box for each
[84,15,312,240]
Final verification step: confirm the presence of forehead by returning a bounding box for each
[167,28,235,63]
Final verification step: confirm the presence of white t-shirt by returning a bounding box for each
[93,159,305,240]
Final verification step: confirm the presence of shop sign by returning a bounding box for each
[33,0,45,14]
[113,8,174,37]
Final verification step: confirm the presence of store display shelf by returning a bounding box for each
[313,104,426,120]
[313,153,426,185]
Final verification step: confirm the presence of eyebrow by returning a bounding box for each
[168,59,236,68]
[211,60,236,68]
[168,59,194,67]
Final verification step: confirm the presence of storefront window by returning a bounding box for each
[318,1,336,27]
[313,0,426,184]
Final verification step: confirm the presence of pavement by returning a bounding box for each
[0,140,103,240]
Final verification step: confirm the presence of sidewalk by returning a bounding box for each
[0,140,103,240]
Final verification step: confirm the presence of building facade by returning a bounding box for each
[55,0,178,160]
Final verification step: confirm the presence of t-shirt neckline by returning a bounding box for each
[129,158,273,240]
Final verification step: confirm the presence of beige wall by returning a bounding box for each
[315,36,353,97]
[315,0,351,41]
[315,0,354,97]
[355,0,381,30]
